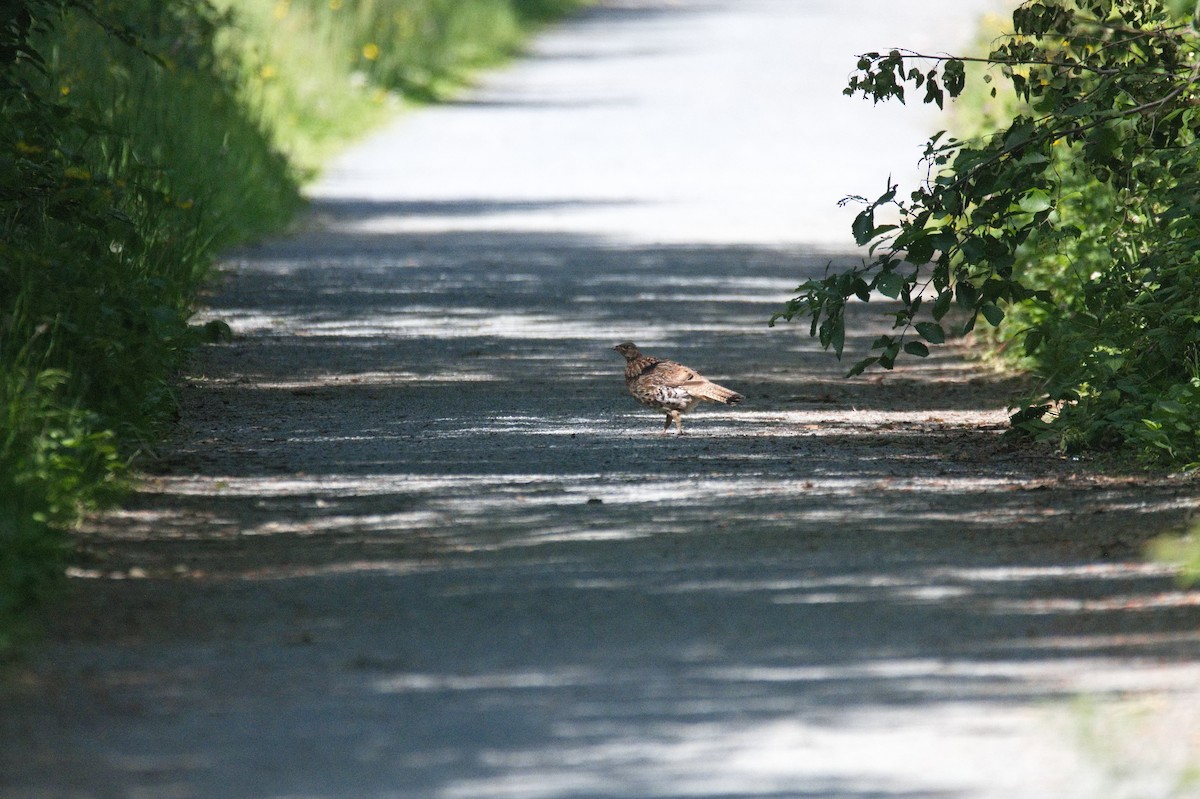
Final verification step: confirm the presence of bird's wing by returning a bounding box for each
[643,360,701,386]
[657,361,743,404]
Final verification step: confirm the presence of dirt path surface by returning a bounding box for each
[6,2,1200,798]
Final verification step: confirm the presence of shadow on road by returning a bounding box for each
[8,207,1196,799]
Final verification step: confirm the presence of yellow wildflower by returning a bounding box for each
[362,43,380,61]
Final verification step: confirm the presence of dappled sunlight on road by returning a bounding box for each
[82,447,1195,573]
[358,657,1200,799]
[12,1,1200,797]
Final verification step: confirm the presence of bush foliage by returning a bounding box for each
[774,0,1200,468]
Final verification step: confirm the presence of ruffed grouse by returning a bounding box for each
[613,342,744,434]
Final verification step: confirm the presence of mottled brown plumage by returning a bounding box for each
[612,342,744,434]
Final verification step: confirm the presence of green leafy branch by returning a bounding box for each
[773,0,1200,388]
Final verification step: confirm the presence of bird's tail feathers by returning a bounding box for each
[689,381,744,405]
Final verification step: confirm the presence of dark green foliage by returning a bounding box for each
[773,0,1200,467]
[512,0,585,21]
[1,0,302,640]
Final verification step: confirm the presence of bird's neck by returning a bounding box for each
[624,355,659,381]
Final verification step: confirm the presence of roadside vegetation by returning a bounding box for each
[774,0,1200,469]
[219,0,582,175]
[0,0,586,649]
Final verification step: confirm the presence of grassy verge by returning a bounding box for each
[221,0,589,175]
[1,0,300,649]
[1,0,587,652]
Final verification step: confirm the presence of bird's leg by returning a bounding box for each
[661,413,673,434]
[670,410,684,435]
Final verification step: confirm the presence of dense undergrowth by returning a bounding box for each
[1,0,586,649]
[775,0,1200,469]
[958,3,1200,468]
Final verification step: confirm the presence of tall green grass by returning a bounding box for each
[1,0,303,648]
[219,0,588,174]
[2,0,588,650]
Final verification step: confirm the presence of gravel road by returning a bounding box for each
[6,2,1200,798]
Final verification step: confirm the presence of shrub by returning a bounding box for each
[773,0,1200,467]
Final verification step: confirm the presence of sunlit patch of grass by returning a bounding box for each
[214,0,396,176]
[216,0,592,176]
[1148,523,1200,587]
[1063,691,1200,798]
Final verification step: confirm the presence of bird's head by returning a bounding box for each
[612,342,640,360]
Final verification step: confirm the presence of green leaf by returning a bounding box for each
[852,278,871,302]
[981,303,1005,327]
[923,74,944,109]
[904,341,930,357]
[1084,124,1121,163]
[943,58,966,97]
[878,342,901,370]
[852,209,875,245]
[905,233,935,265]
[846,357,878,377]
[1003,120,1035,150]
[822,319,846,357]
[962,310,977,335]
[831,324,845,356]
[956,281,978,309]
[876,271,904,298]
[931,290,953,321]
[914,321,945,343]
[1018,189,1052,214]
[1023,328,1043,356]
[960,235,987,263]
